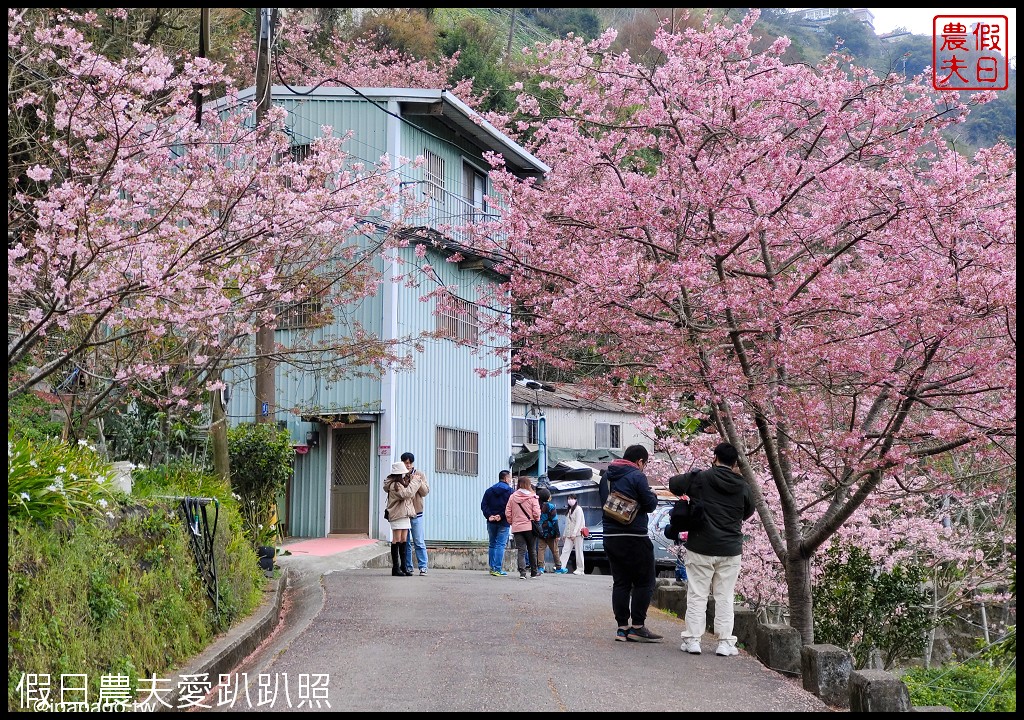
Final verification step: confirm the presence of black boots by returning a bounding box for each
[399,542,413,576]
[391,543,403,576]
[391,542,412,576]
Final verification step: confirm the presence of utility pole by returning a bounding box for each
[505,8,517,61]
[192,8,210,125]
[254,7,277,424]
[192,7,230,480]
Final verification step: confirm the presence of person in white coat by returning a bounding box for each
[559,493,587,575]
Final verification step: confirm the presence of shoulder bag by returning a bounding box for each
[603,490,639,524]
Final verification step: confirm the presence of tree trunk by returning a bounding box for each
[210,373,230,482]
[785,551,815,644]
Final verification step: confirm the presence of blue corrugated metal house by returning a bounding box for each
[223,86,548,543]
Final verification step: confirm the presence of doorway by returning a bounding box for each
[330,427,371,534]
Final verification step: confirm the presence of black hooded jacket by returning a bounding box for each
[669,465,754,557]
[599,459,659,537]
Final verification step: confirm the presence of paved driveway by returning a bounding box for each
[214,551,831,713]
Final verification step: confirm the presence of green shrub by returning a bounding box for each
[8,509,209,710]
[130,462,264,628]
[7,432,117,524]
[104,401,208,467]
[7,480,265,711]
[7,389,64,443]
[227,423,292,548]
[903,661,1016,712]
[812,544,935,669]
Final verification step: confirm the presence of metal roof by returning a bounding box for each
[232,86,549,177]
[511,383,640,414]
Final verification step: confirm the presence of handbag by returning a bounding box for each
[581,526,590,538]
[384,508,390,520]
[531,520,542,537]
[603,490,639,524]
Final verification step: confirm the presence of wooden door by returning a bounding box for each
[330,427,370,535]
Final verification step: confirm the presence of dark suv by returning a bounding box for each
[545,478,679,575]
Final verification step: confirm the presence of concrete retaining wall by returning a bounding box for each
[649,579,951,712]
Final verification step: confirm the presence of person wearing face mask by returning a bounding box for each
[558,493,587,575]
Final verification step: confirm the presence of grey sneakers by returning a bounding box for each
[626,626,663,643]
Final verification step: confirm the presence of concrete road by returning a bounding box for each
[210,547,831,713]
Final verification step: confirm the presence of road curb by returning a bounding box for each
[147,568,288,711]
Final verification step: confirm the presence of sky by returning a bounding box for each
[869,8,1016,66]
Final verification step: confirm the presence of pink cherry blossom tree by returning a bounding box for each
[472,12,1016,643]
[231,12,478,106]
[8,9,419,439]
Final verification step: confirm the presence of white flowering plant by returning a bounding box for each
[8,432,117,524]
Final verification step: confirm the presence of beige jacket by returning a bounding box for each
[384,474,422,522]
[409,469,429,515]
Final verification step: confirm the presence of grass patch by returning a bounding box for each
[8,462,264,712]
[902,660,1016,712]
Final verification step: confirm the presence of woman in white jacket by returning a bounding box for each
[559,494,587,575]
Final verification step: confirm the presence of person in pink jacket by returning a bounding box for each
[505,476,541,579]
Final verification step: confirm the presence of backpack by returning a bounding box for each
[539,501,560,538]
[665,474,705,540]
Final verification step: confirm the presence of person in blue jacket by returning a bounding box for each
[599,444,663,643]
[481,469,514,576]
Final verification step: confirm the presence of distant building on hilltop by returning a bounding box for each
[786,8,876,31]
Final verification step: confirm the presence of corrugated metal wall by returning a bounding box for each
[225,92,513,542]
[281,96,389,167]
[288,440,329,537]
[391,246,509,543]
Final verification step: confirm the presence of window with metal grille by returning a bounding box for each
[424,149,445,203]
[595,422,622,450]
[276,297,323,330]
[437,295,479,345]
[511,417,539,447]
[281,144,312,189]
[462,162,487,222]
[436,426,479,475]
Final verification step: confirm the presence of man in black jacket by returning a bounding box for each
[669,442,755,657]
[600,444,663,643]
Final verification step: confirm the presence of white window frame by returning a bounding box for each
[436,426,479,475]
[511,416,539,447]
[462,160,487,222]
[424,149,445,204]
[595,422,622,450]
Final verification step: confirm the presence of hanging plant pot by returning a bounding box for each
[257,545,276,571]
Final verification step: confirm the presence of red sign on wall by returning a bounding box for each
[933,15,1010,91]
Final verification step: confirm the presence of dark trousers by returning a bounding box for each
[605,535,656,627]
[513,531,539,574]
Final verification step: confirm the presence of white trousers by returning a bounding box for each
[559,535,584,571]
[681,549,743,645]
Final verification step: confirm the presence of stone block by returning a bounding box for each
[654,585,688,618]
[733,607,757,655]
[801,644,853,707]
[848,669,911,712]
[109,461,135,494]
[754,623,802,676]
[651,584,718,630]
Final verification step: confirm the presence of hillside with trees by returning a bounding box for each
[7,8,1015,700]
